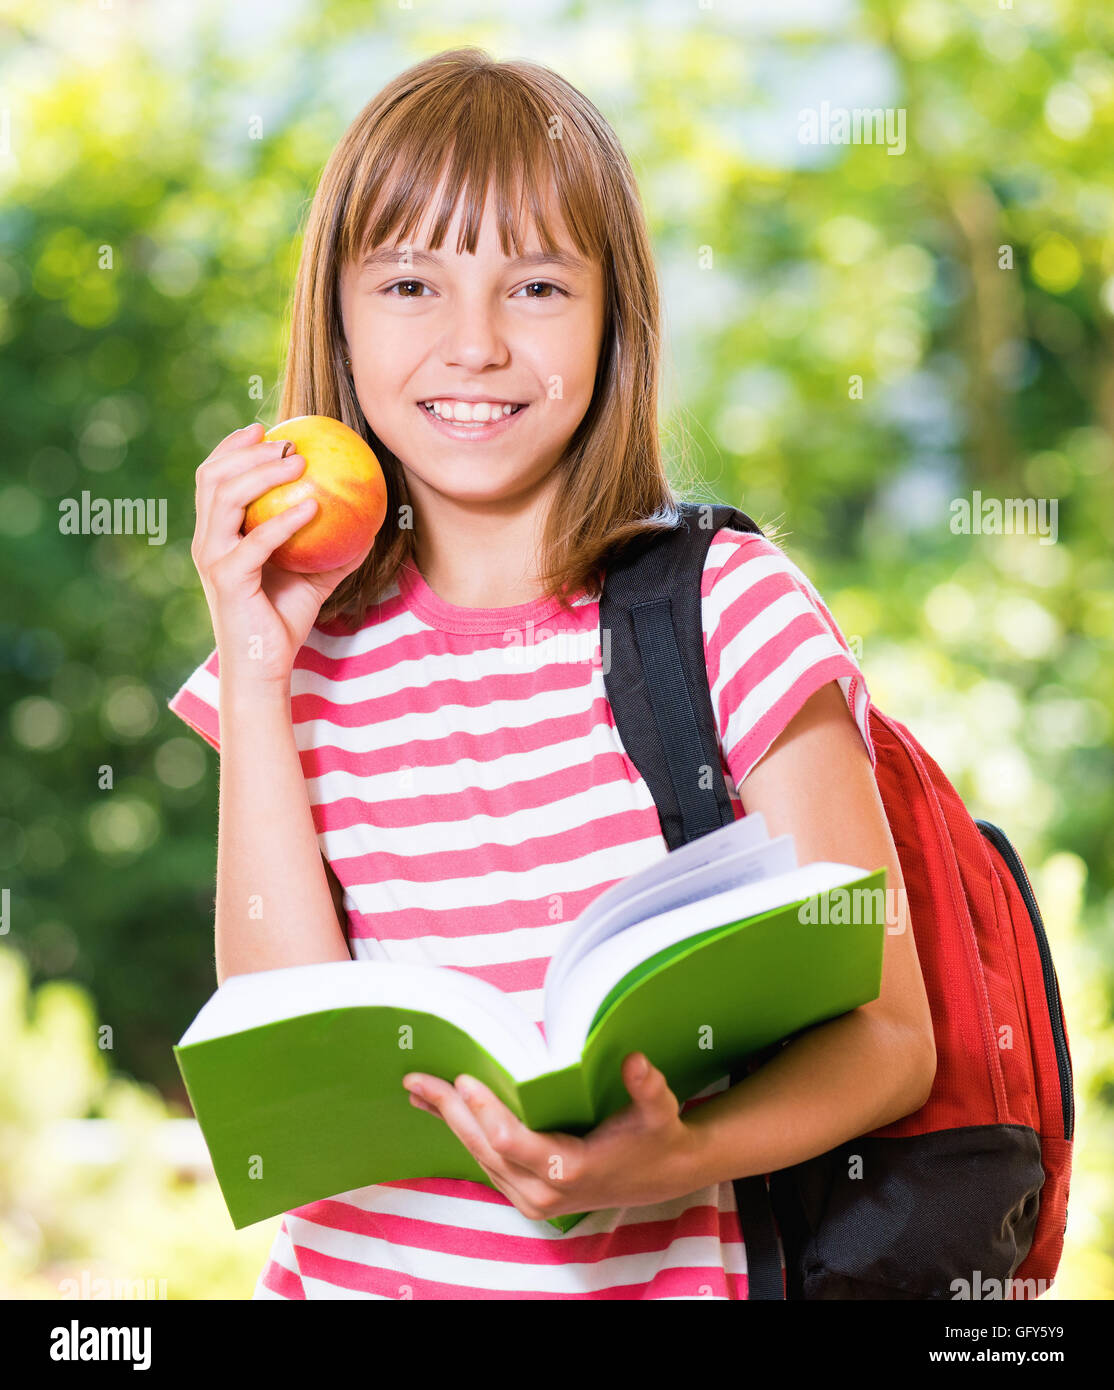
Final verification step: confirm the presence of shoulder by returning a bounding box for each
[700,524,851,662]
[698,523,874,785]
[702,523,819,595]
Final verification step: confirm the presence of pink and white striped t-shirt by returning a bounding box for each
[168,525,875,1300]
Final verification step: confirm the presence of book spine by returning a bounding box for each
[516,1062,594,1133]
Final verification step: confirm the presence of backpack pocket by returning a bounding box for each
[777,1127,1046,1299]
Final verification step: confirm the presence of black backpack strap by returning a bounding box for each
[599,502,762,851]
[599,500,787,1300]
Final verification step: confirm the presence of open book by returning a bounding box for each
[174,812,887,1232]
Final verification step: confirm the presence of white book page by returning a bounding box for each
[176,959,548,1080]
[543,812,770,1009]
[544,834,795,1012]
[543,861,872,1069]
[542,821,793,1038]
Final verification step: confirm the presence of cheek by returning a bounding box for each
[357,338,404,381]
[350,307,423,372]
[352,345,420,415]
[549,327,602,403]
[531,351,589,409]
[554,366,597,411]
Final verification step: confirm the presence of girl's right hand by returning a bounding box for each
[191,421,370,689]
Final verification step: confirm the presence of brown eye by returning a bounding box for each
[515,281,566,299]
[386,280,426,297]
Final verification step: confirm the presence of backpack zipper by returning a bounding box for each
[975,819,1074,1141]
[882,716,1006,1115]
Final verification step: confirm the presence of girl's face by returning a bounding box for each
[337,180,606,513]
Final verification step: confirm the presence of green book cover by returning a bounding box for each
[173,855,888,1236]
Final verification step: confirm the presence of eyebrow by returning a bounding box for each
[359,247,588,274]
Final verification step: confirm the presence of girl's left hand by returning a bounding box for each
[401,1053,702,1221]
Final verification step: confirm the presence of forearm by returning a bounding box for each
[215,679,351,983]
[674,1009,936,1190]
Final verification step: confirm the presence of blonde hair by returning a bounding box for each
[277,47,710,630]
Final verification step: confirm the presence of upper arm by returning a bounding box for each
[322,854,352,954]
[738,680,935,1072]
[701,527,933,1090]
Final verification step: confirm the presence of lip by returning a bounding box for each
[420,394,526,405]
[417,402,529,441]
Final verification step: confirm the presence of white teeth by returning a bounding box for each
[422,400,522,423]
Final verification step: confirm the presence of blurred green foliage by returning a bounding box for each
[1,0,1111,1296]
[0,946,279,1298]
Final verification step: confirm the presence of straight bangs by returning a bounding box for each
[279,50,700,633]
[334,71,608,290]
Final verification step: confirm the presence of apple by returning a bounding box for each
[243,415,388,573]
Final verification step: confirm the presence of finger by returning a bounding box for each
[623,1053,680,1122]
[204,421,265,465]
[195,427,268,539]
[472,1159,531,1213]
[454,1076,563,1180]
[416,1076,537,1180]
[419,1078,568,1220]
[194,438,297,558]
[408,1091,440,1116]
[199,436,292,495]
[201,452,307,558]
[207,498,317,594]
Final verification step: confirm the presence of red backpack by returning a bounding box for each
[599,502,1073,1300]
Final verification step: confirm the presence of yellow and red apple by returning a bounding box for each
[244,415,388,573]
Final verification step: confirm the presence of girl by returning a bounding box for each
[170,48,935,1300]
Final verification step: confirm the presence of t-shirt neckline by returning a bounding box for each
[397,560,591,634]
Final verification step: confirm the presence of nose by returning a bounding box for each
[439,295,511,373]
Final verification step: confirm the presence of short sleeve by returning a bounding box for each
[167,647,221,752]
[251,1217,308,1300]
[701,526,875,791]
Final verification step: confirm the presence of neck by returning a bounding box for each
[408,474,561,609]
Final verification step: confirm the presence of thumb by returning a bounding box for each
[625,1052,665,1105]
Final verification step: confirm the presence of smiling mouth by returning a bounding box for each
[417,401,529,437]
[419,402,527,421]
